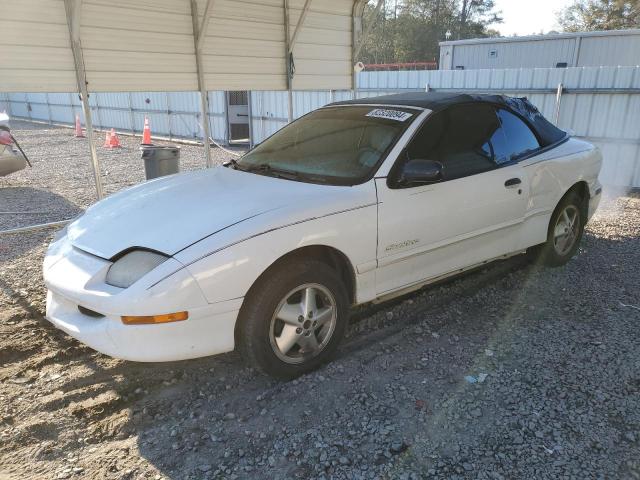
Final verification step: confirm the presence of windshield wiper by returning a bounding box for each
[241,163,330,184]
[243,163,301,180]
[224,158,243,170]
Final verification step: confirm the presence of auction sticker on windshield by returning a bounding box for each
[366,109,413,122]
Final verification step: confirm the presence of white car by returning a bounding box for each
[0,112,29,177]
[44,92,602,378]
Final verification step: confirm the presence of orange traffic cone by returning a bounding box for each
[74,115,85,138]
[103,130,111,147]
[105,128,121,149]
[141,116,152,145]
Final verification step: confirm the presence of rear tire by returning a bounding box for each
[529,191,584,267]
[236,258,349,380]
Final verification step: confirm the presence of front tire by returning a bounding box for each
[530,191,585,267]
[236,258,349,379]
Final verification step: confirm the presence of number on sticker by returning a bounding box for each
[366,109,413,122]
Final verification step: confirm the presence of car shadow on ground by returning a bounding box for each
[0,186,83,261]
[121,227,638,479]
[119,253,538,478]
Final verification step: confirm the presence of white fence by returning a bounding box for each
[0,91,228,143]
[2,67,639,187]
[252,67,640,188]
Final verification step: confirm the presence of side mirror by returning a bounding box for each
[396,159,443,187]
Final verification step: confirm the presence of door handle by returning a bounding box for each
[504,177,522,188]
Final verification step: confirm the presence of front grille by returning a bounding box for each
[78,305,105,318]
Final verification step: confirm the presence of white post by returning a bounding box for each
[64,0,104,200]
[191,0,213,167]
[554,82,564,126]
[247,91,254,148]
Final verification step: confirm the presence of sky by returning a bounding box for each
[490,0,575,36]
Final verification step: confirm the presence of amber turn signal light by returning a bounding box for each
[121,311,189,325]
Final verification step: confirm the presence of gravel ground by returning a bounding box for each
[1,121,640,480]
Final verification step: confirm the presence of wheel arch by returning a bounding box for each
[546,180,589,240]
[234,244,357,343]
[259,245,355,304]
[561,180,590,219]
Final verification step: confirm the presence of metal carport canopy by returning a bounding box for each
[0,0,368,200]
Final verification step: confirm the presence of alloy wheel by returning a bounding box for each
[269,283,337,364]
[553,205,580,256]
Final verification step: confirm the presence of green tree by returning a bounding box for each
[457,0,503,39]
[357,0,502,65]
[559,0,640,31]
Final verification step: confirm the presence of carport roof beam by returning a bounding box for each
[196,0,216,53]
[288,0,313,54]
[63,0,104,201]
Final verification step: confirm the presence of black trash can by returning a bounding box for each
[140,145,180,180]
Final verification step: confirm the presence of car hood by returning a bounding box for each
[68,166,366,260]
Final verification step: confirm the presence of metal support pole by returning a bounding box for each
[247,91,254,148]
[284,0,293,123]
[191,0,213,167]
[351,1,368,97]
[69,92,75,124]
[128,92,136,134]
[64,0,104,200]
[94,93,103,130]
[166,92,173,141]
[45,93,53,125]
[554,82,564,126]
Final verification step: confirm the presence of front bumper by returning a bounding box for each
[43,237,240,362]
[46,289,240,362]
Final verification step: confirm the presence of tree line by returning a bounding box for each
[357,0,640,65]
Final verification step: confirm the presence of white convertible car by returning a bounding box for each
[44,92,602,378]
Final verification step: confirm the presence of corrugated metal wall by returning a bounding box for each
[3,91,228,143]
[577,34,640,67]
[445,38,578,70]
[1,0,358,93]
[419,67,640,187]
[4,67,640,187]
[439,30,640,70]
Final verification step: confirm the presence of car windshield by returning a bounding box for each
[235,106,418,185]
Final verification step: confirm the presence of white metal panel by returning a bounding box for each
[80,0,197,92]
[0,0,76,92]
[577,35,640,67]
[440,29,640,71]
[0,0,361,93]
[450,38,576,70]
[288,0,354,90]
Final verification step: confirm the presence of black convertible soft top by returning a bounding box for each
[330,92,567,147]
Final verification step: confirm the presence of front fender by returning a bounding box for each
[176,203,379,306]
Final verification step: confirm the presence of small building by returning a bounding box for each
[439,29,640,70]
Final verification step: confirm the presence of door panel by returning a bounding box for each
[227,91,249,142]
[375,164,527,295]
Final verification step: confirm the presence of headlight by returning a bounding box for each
[105,250,169,288]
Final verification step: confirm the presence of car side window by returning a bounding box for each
[493,108,540,164]
[404,103,502,182]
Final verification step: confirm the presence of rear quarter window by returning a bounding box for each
[493,108,540,163]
